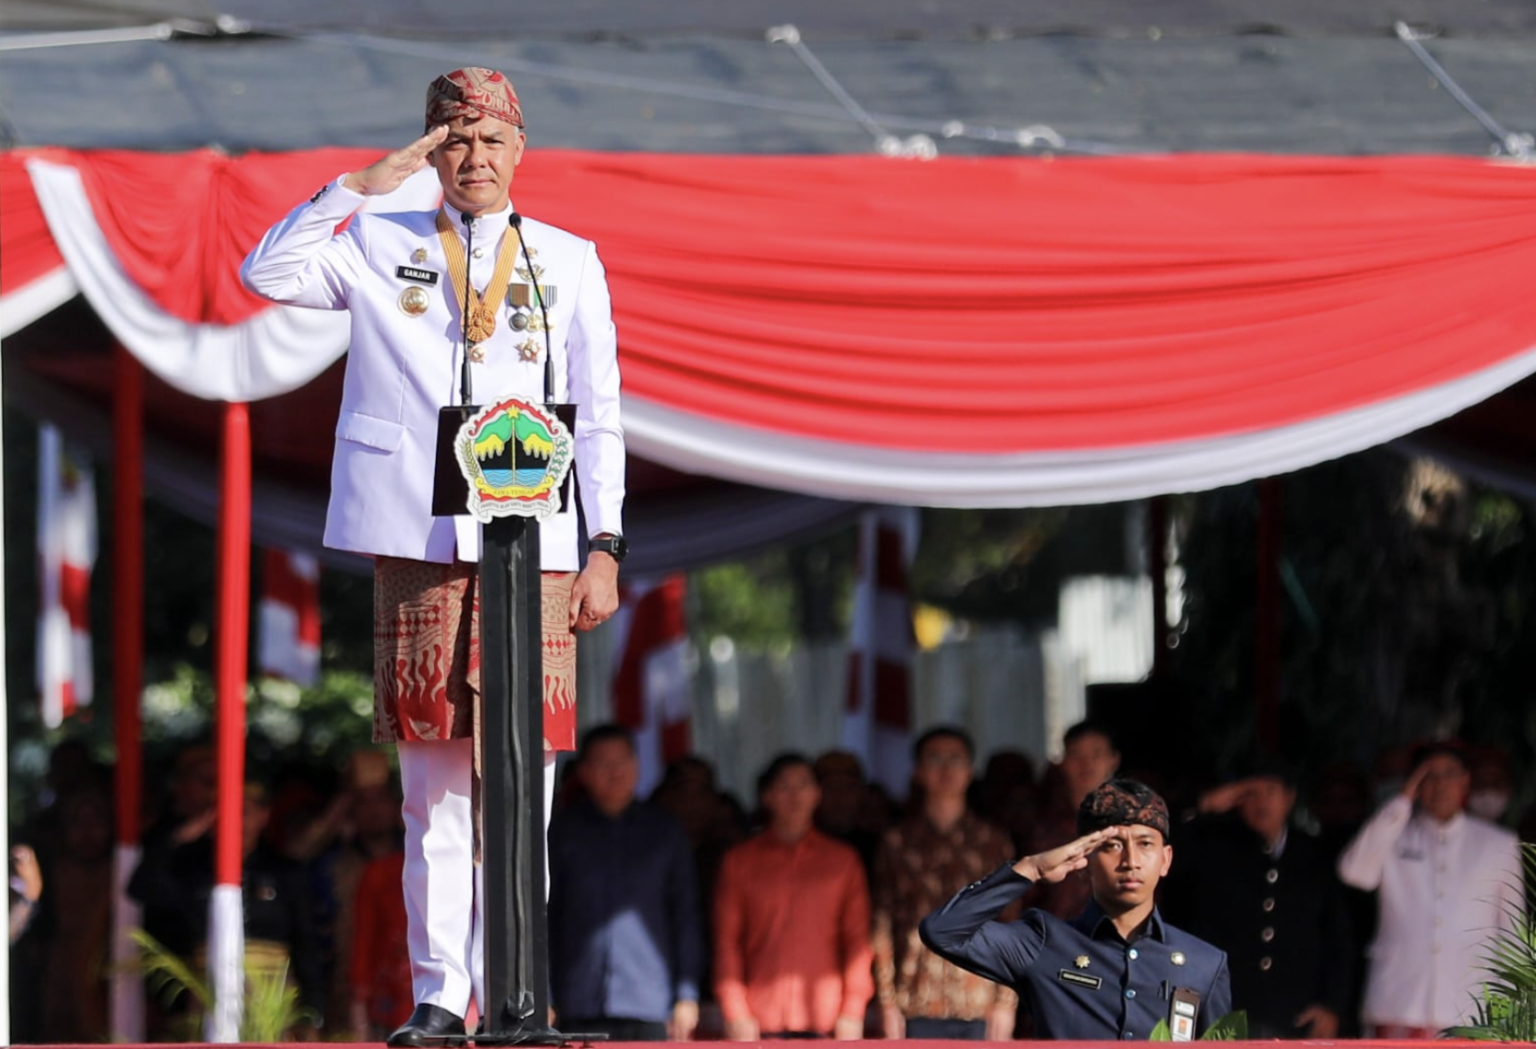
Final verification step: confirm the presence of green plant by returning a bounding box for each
[131,928,313,1042]
[1442,842,1536,1042]
[1149,1009,1248,1040]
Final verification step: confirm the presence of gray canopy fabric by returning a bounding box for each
[0,1,1531,156]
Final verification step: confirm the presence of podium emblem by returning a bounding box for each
[454,397,574,522]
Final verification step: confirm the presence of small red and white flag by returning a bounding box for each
[842,507,919,797]
[611,574,692,797]
[36,424,97,727]
[258,548,321,686]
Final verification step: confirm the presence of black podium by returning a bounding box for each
[433,402,588,1045]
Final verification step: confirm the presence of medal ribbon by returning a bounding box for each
[435,209,523,351]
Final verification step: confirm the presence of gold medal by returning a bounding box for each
[398,285,430,317]
[411,247,428,264]
[466,303,498,344]
[434,209,522,359]
[518,338,541,362]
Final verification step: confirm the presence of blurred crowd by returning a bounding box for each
[7,723,1532,1042]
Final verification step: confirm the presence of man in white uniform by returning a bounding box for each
[1338,740,1522,1038]
[242,67,626,1046]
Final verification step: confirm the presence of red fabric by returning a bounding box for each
[611,575,686,726]
[214,402,252,887]
[0,152,66,295]
[350,852,412,1032]
[59,563,90,630]
[263,549,321,648]
[6,149,1535,452]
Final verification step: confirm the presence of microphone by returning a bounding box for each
[459,210,475,406]
[510,212,555,402]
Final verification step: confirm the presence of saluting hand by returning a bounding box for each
[1197,779,1255,815]
[343,126,449,197]
[1012,827,1114,884]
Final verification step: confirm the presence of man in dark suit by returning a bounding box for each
[1160,761,1353,1039]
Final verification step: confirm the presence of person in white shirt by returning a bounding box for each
[242,67,626,1046]
[1337,740,1522,1038]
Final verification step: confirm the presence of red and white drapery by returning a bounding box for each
[5,148,1535,507]
[36,424,96,728]
[610,575,692,798]
[842,508,919,797]
[258,549,321,687]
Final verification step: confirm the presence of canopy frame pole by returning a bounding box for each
[110,343,147,1041]
[208,401,251,1043]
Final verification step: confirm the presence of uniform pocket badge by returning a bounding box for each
[398,285,431,317]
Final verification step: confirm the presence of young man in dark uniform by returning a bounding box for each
[921,779,1231,1041]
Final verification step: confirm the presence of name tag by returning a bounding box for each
[1398,848,1425,861]
[1170,987,1201,1042]
[396,266,440,286]
[1057,970,1102,990]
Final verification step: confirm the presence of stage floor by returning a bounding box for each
[25,1041,1480,1048]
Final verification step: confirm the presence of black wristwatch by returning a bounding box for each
[588,534,628,563]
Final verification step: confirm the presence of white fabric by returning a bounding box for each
[400,739,483,1015]
[206,883,245,1042]
[398,740,560,1017]
[36,423,96,727]
[0,265,76,339]
[241,179,624,569]
[27,159,354,402]
[110,843,146,1041]
[1337,795,1524,1031]
[623,340,1536,508]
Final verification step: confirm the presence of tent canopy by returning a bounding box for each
[1,0,1534,571]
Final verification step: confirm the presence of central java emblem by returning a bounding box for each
[454,397,574,522]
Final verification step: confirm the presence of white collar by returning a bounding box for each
[1415,808,1467,836]
[441,198,516,238]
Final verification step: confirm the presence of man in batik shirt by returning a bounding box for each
[873,727,1017,1040]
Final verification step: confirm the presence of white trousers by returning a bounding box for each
[398,740,558,1017]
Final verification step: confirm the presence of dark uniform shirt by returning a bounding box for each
[920,865,1232,1041]
[547,798,704,1023]
[1160,816,1354,1038]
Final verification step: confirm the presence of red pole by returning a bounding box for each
[112,345,144,847]
[1148,496,1169,681]
[214,401,251,888]
[1255,478,1283,753]
[110,345,145,1039]
[208,401,252,1041]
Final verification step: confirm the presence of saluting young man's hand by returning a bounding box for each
[1013,828,1114,884]
[343,126,449,197]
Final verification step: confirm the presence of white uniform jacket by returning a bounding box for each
[1337,795,1522,1031]
[241,178,624,571]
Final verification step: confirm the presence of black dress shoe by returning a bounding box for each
[387,1003,468,1047]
